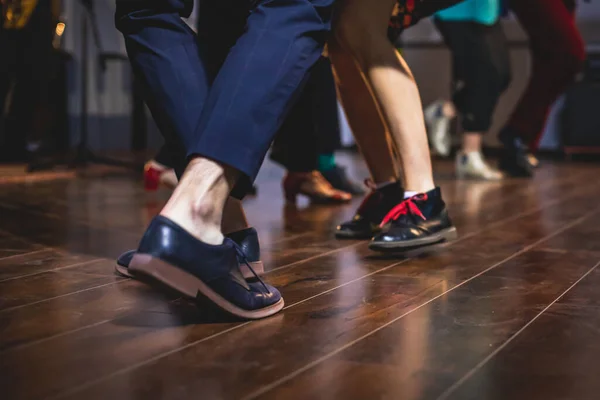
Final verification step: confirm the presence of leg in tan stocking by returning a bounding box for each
[329,34,404,240]
[328,42,399,185]
[332,0,434,194]
[331,0,456,251]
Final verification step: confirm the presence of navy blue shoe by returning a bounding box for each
[116,227,264,279]
[129,216,283,319]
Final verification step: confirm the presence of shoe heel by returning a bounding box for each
[144,167,161,191]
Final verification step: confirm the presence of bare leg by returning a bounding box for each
[462,132,483,153]
[331,0,435,193]
[328,43,399,185]
[160,157,238,245]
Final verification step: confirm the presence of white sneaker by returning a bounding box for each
[424,100,452,157]
[456,151,504,180]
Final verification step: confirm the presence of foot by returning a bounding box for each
[144,160,178,191]
[424,100,452,157]
[498,128,534,178]
[335,180,404,239]
[369,187,457,252]
[116,227,264,279]
[129,216,283,319]
[283,171,352,204]
[321,165,365,195]
[456,151,503,180]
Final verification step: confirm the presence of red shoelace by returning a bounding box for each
[380,193,428,227]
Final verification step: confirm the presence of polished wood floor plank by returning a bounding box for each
[0,249,98,282]
[0,279,177,353]
[256,248,600,400]
[441,259,600,400]
[0,161,581,356]
[0,230,44,260]
[1,160,599,400]
[51,178,600,400]
[0,259,120,311]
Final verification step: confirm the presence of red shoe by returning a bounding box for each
[143,160,178,191]
[283,171,352,204]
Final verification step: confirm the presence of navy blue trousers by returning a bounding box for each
[115,0,333,196]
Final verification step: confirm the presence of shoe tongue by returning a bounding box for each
[412,187,442,219]
[358,181,403,215]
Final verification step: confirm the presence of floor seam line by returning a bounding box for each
[436,258,600,400]
[48,194,598,400]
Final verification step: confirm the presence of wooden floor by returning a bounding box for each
[2,155,600,400]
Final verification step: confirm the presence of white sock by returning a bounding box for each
[403,190,419,199]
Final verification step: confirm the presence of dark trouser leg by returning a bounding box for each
[270,83,318,173]
[434,19,511,134]
[115,0,250,180]
[506,0,584,150]
[313,57,341,155]
[188,0,333,195]
[115,2,212,178]
[271,56,337,173]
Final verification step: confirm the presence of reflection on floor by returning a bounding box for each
[1,155,600,400]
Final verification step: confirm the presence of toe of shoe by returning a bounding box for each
[374,227,420,243]
[247,281,282,308]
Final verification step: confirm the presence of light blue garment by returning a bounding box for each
[435,0,500,26]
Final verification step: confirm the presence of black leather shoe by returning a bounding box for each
[498,128,534,178]
[321,165,365,195]
[369,187,457,252]
[116,227,263,280]
[128,216,283,319]
[335,180,404,239]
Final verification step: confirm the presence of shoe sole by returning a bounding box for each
[129,254,283,320]
[116,260,265,281]
[369,227,458,252]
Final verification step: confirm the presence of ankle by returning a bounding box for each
[160,158,237,245]
[403,181,435,196]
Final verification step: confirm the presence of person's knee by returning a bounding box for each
[332,12,388,67]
